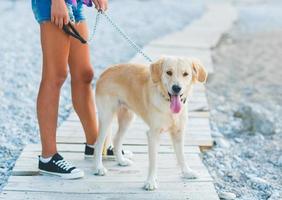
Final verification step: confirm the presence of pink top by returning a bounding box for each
[66,0,93,7]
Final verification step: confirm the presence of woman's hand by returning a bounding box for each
[93,0,108,11]
[51,0,69,28]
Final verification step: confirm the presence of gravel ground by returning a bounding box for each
[203,1,282,199]
[0,0,204,191]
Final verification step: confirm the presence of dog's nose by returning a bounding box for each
[172,85,182,94]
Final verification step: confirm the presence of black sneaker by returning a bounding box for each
[84,144,133,159]
[39,153,84,179]
[84,144,95,159]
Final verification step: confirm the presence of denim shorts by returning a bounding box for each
[31,0,86,23]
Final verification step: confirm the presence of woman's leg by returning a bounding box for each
[68,22,98,145]
[37,22,70,157]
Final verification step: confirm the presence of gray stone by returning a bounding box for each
[0,136,7,144]
[218,191,237,200]
[244,149,256,158]
[215,138,230,148]
[211,131,224,138]
[0,167,8,174]
[268,190,282,200]
[234,138,243,143]
[277,155,282,167]
[247,174,271,191]
[233,103,277,135]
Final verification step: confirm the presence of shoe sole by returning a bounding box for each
[39,170,84,179]
[84,151,134,160]
[84,155,94,159]
[84,155,133,161]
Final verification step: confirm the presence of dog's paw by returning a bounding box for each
[123,150,134,159]
[118,157,133,166]
[143,178,158,191]
[93,165,108,176]
[182,168,199,179]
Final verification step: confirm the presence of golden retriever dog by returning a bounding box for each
[93,56,207,190]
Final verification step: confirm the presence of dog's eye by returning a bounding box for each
[166,71,173,76]
[183,72,189,77]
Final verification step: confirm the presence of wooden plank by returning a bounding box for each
[57,124,211,134]
[149,3,237,49]
[62,116,210,127]
[1,182,219,200]
[58,117,211,133]
[57,128,211,138]
[56,135,213,147]
[13,152,205,166]
[56,115,213,148]
[4,176,212,191]
[9,171,212,183]
[189,111,209,118]
[22,143,200,154]
[12,153,210,178]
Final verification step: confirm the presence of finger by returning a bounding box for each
[100,0,106,11]
[55,17,59,27]
[63,15,69,25]
[93,0,100,10]
[51,15,55,24]
[58,17,64,29]
[101,3,106,11]
[97,0,103,11]
[105,2,108,11]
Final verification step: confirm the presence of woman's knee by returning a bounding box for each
[71,65,94,84]
[41,69,68,89]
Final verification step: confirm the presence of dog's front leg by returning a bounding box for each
[143,129,160,191]
[170,130,199,179]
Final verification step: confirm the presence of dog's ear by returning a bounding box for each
[150,58,164,83]
[192,58,208,83]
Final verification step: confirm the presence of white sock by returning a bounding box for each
[40,156,52,163]
[86,144,95,148]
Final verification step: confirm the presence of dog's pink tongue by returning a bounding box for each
[170,95,181,113]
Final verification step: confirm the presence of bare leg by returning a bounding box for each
[170,130,198,179]
[37,22,70,157]
[68,22,98,145]
[144,129,160,191]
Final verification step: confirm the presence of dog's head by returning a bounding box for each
[150,56,208,113]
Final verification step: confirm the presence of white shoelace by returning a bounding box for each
[54,160,74,171]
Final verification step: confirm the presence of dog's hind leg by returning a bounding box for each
[103,128,113,155]
[114,106,134,166]
[93,96,116,176]
[170,130,199,179]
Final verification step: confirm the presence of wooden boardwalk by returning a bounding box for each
[0,3,237,200]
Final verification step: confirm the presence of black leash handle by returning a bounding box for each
[62,22,87,44]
